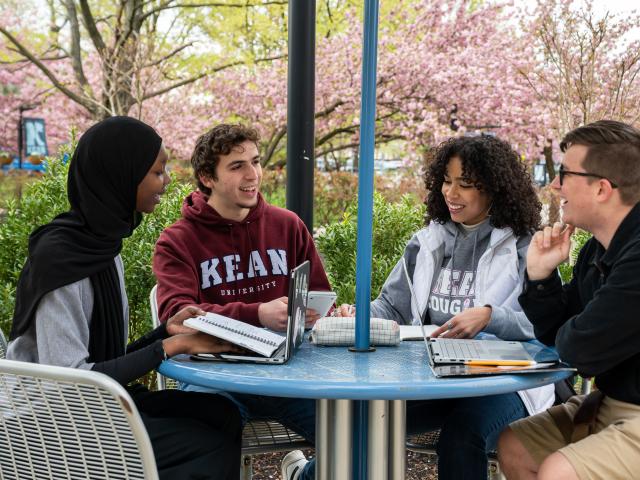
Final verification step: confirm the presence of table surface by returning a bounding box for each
[159,339,572,400]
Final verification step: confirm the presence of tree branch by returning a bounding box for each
[62,0,94,97]
[141,53,285,100]
[140,1,288,23]
[141,42,193,69]
[262,125,287,167]
[0,54,68,64]
[0,27,101,117]
[78,0,107,57]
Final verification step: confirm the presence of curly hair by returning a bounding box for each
[190,124,260,195]
[424,135,541,237]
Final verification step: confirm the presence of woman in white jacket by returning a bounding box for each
[344,135,554,480]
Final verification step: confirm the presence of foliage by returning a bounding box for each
[0,171,39,209]
[316,192,425,305]
[121,181,193,341]
[558,229,592,284]
[0,145,74,334]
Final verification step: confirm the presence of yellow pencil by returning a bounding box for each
[465,360,535,367]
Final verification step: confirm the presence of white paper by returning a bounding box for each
[399,324,438,341]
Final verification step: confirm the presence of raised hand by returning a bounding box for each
[527,222,576,280]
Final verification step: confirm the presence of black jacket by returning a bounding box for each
[519,203,640,404]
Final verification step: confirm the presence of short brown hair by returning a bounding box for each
[560,120,640,205]
[190,124,260,195]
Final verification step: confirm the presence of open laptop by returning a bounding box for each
[192,260,309,364]
[426,337,535,366]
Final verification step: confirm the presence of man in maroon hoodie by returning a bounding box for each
[153,123,331,480]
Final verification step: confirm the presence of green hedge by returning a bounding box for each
[558,229,592,283]
[315,192,425,305]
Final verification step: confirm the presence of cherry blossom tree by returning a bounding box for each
[516,0,640,180]
[194,0,542,167]
[0,0,288,121]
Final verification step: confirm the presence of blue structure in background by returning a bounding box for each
[1,157,46,173]
[22,118,48,158]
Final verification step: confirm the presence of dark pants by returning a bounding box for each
[133,388,242,480]
[406,392,527,480]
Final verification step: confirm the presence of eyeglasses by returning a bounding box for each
[558,164,618,188]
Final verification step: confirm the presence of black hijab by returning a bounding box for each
[10,117,162,364]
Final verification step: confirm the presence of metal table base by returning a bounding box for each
[316,399,406,480]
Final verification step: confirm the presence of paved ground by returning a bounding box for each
[250,449,438,479]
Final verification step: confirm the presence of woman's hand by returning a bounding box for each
[166,305,206,336]
[430,306,492,339]
[336,304,355,316]
[163,332,241,357]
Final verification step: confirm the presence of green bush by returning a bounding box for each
[558,229,592,283]
[0,143,192,341]
[0,145,74,335]
[316,192,425,305]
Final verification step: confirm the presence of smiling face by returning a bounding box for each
[552,144,594,229]
[136,146,170,213]
[201,140,262,221]
[441,156,491,225]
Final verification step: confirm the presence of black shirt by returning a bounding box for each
[519,202,640,404]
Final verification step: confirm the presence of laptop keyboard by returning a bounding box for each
[437,339,484,360]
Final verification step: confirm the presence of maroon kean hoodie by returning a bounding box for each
[153,191,331,325]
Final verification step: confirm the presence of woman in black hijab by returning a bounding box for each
[7,116,242,480]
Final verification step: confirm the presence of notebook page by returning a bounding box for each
[185,313,285,357]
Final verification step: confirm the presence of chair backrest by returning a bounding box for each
[150,285,172,391]
[0,329,7,359]
[150,284,160,329]
[0,359,159,480]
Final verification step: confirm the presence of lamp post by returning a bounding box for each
[17,103,38,169]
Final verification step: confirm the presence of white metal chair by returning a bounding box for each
[0,358,159,479]
[149,285,311,480]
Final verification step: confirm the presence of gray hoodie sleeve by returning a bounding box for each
[370,235,420,325]
[34,277,96,370]
[482,235,535,341]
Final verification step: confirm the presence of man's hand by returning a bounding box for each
[305,308,321,328]
[527,222,575,280]
[431,306,492,339]
[166,305,206,336]
[258,297,289,331]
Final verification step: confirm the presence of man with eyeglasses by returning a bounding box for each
[497,120,640,480]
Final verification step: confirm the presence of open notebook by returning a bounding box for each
[185,261,309,364]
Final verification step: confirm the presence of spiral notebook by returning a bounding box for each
[184,261,309,364]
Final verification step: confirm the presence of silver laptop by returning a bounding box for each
[193,261,309,364]
[426,337,534,366]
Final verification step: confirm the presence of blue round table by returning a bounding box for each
[159,340,572,480]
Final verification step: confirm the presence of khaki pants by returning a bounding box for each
[510,394,640,480]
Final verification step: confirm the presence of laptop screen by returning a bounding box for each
[285,261,310,358]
